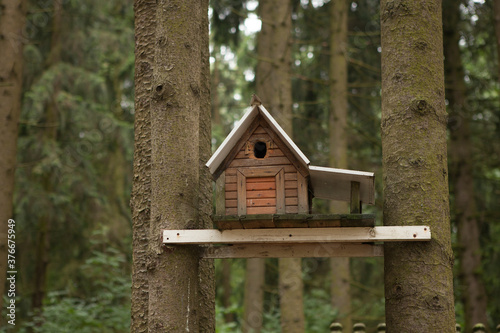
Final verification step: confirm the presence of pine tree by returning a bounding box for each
[0,0,26,314]
[443,0,488,329]
[381,0,455,331]
[132,0,214,330]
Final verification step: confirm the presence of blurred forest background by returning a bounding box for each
[1,0,500,332]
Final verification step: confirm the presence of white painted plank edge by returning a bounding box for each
[162,226,431,244]
[201,243,384,259]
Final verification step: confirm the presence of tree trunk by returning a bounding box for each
[242,258,265,333]
[443,0,488,330]
[0,0,26,315]
[329,0,352,330]
[133,0,214,331]
[255,1,305,332]
[494,0,500,82]
[131,1,155,331]
[32,0,62,313]
[380,1,455,331]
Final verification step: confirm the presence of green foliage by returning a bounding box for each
[18,230,131,333]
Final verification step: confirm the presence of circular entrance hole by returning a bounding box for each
[254,141,267,158]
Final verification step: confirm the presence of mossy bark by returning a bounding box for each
[329,1,352,330]
[380,1,455,331]
[133,0,214,331]
[131,0,155,331]
[443,0,488,330]
[0,0,26,315]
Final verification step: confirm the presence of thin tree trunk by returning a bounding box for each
[243,258,265,333]
[329,1,352,330]
[381,1,455,331]
[32,0,62,313]
[144,0,213,330]
[443,0,488,330]
[0,0,26,315]
[255,1,305,331]
[131,0,155,331]
[494,0,500,82]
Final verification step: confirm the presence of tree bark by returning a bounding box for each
[443,0,488,330]
[381,1,455,331]
[131,0,155,331]
[494,0,500,82]
[0,0,26,315]
[32,0,62,313]
[329,1,352,330]
[133,0,214,331]
[242,258,265,333]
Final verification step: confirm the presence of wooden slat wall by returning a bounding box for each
[224,125,307,216]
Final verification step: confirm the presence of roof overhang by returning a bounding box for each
[206,105,310,175]
[309,166,375,204]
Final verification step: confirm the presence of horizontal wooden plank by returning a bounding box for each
[246,189,276,199]
[285,206,298,214]
[247,177,276,183]
[226,175,237,184]
[226,199,237,208]
[247,198,276,207]
[234,149,284,159]
[214,214,375,229]
[163,226,431,244]
[226,191,237,200]
[285,188,298,197]
[253,126,267,134]
[285,173,297,181]
[285,180,297,189]
[229,156,291,168]
[286,197,298,206]
[284,165,299,173]
[201,243,384,258]
[247,206,277,215]
[225,207,237,215]
[226,168,237,176]
[247,182,276,191]
[226,183,237,192]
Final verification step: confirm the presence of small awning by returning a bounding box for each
[309,165,375,204]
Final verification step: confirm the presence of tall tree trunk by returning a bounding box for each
[443,0,488,330]
[255,1,305,332]
[329,1,352,330]
[380,1,455,331]
[242,258,266,333]
[141,0,213,330]
[494,0,500,82]
[0,0,26,315]
[32,0,62,313]
[130,0,155,331]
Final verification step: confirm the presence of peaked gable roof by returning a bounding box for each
[206,104,310,175]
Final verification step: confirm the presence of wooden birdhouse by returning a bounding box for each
[206,98,376,230]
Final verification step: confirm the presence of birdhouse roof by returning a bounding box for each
[206,104,310,175]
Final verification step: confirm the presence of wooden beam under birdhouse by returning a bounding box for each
[199,243,384,259]
[162,226,431,245]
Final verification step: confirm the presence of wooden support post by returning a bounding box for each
[330,322,343,332]
[200,243,383,259]
[216,171,225,216]
[473,324,487,333]
[350,181,361,214]
[353,323,366,333]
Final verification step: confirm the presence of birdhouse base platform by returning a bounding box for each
[213,213,375,230]
[162,225,431,259]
